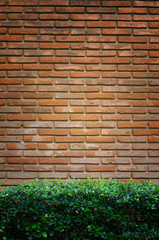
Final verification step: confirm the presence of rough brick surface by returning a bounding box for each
[0,0,159,187]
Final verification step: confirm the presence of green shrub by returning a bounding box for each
[0,179,159,240]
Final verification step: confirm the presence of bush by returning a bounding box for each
[0,179,159,240]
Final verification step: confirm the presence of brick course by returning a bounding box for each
[0,0,159,187]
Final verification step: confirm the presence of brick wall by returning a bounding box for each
[0,0,159,187]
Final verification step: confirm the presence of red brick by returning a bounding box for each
[118,7,147,14]
[71,0,100,6]
[149,8,159,14]
[133,15,159,21]
[102,58,130,64]
[86,136,115,143]
[56,7,84,13]
[56,21,85,28]
[40,43,69,49]
[7,114,36,121]
[119,36,147,43]
[71,28,100,35]
[103,1,131,6]
[71,14,99,20]
[118,22,147,28]
[8,13,38,20]
[134,1,159,7]
[87,93,115,99]
[9,0,38,5]
[87,21,116,28]
[0,7,22,12]
[87,165,115,172]
[39,114,68,121]
[39,0,69,5]
[9,28,38,35]
[71,114,99,121]
[103,29,131,35]
[40,14,68,20]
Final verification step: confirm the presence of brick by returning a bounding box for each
[40,14,69,20]
[119,36,147,43]
[87,93,115,99]
[118,93,147,99]
[54,107,84,113]
[56,7,84,13]
[70,129,99,136]
[55,93,84,99]
[24,7,55,13]
[56,36,84,42]
[86,107,115,113]
[86,136,115,143]
[25,35,54,42]
[9,0,38,5]
[0,7,22,12]
[39,0,69,5]
[71,114,99,121]
[24,93,53,99]
[71,14,99,20]
[133,15,159,21]
[55,64,84,71]
[71,57,100,63]
[9,28,38,35]
[102,58,131,64]
[0,35,22,42]
[118,22,147,28]
[70,100,100,106]
[0,49,22,55]
[71,28,100,35]
[149,8,159,14]
[102,114,131,121]
[40,29,69,35]
[149,136,159,143]
[87,21,116,28]
[56,50,85,57]
[39,114,68,121]
[40,57,68,64]
[8,13,38,20]
[55,151,84,157]
[23,64,52,70]
[7,114,36,121]
[71,72,100,78]
[103,29,131,35]
[150,51,159,57]
[70,143,100,150]
[118,122,147,128]
[134,1,159,7]
[86,65,116,71]
[134,29,159,36]
[87,165,115,172]
[55,165,84,172]
[86,151,115,157]
[70,173,100,179]
[103,1,131,6]
[56,21,85,28]
[118,7,147,14]
[102,14,131,21]
[24,49,54,56]
[40,43,69,49]
[39,129,67,135]
[71,158,100,164]
[71,0,100,6]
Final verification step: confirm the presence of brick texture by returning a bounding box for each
[0,0,159,187]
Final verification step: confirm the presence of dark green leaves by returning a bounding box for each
[0,179,159,240]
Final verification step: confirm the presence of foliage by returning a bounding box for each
[0,179,159,240]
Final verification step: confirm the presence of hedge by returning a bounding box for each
[0,179,159,240]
